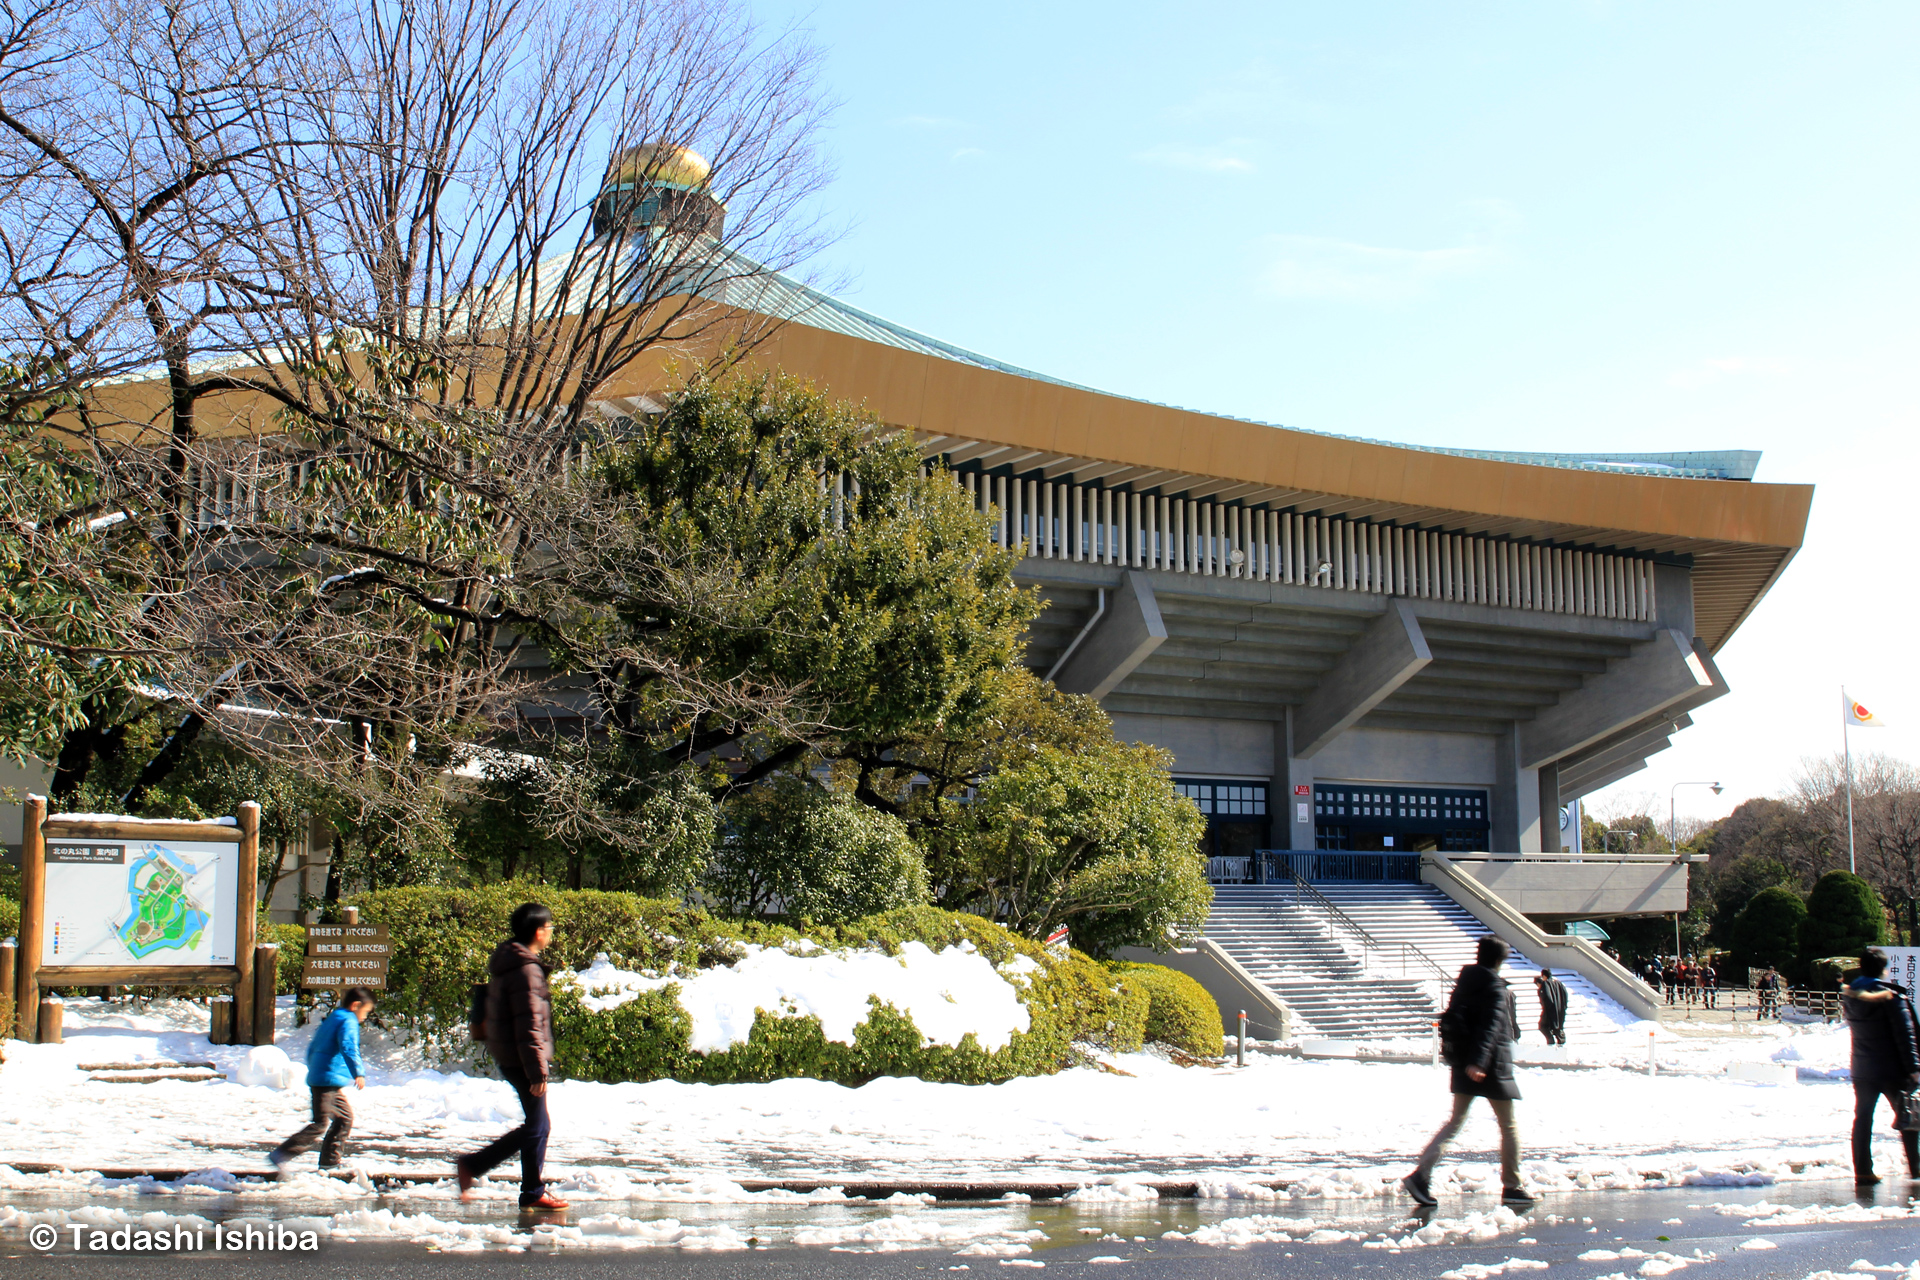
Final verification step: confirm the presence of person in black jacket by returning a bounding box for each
[1840,948,1920,1184]
[456,902,568,1210]
[1404,937,1530,1207]
[1534,970,1569,1046]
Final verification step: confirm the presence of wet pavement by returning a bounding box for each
[3,1176,1916,1277]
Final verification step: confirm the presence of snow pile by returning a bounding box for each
[235,1046,298,1090]
[1360,1205,1532,1250]
[1192,1177,1282,1200]
[568,941,1033,1052]
[1064,1178,1159,1202]
[1162,1214,1333,1245]
[1440,1260,1549,1280]
[1578,1249,1719,1280]
[1716,1201,1920,1227]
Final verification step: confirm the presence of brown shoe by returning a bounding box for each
[521,1193,569,1211]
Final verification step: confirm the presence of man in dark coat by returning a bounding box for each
[1841,948,1920,1184]
[1534,969,1569,1046]
[457,902,567,1210]
[1404,936,1530,1207]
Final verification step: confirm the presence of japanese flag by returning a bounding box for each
[1844,696,1887,728]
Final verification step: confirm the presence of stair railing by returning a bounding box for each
[1287,869,1454,987]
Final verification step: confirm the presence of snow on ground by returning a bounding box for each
[570,941,1034,1052]
[0,997,1892,1199]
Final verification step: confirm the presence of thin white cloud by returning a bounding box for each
[1134,144,1255,174]
[1258,234,1499,303]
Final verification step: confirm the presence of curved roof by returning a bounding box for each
[598,254,1812,653]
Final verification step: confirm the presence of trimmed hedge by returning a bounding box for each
[260,922,307,996]
[348,884,1158,1083]
[1114,962,1224,1057]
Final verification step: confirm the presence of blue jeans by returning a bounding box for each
[462,1064,551,1203]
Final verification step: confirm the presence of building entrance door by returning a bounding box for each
[1311,784,1489,852]
[1174,779,1269,883]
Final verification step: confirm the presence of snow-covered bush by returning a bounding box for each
[549,938,1141,1086]
[343,884,1159,1083]
[1113,962,1224,1057]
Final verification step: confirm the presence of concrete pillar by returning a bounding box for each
[1538,761,1561,853]
[1492,725,1543,853]
[1653,562,1694,639]
[1274,712,1314,850]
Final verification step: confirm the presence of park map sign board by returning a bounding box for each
[11,797,266,1045]
[43,836,239,967]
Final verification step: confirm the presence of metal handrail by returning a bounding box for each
[1286,869,1453,986]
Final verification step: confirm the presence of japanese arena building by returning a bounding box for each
[602,270,1813,889]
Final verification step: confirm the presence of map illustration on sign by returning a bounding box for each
[117,846,211,958]
[42,837,238,968]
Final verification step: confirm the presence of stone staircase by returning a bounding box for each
[1205,883,1638,1042]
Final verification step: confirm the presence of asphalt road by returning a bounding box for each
[4,1183,1915,1278]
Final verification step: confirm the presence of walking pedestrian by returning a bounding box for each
[269,986,374,1175]
[1535,969,1569,1046]
[1840,948,1920,1185]
[1758,967,1782,1019]
[456,902,568,1210]
[1403,937,1531,1208]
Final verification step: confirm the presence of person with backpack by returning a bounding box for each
[1404,937,1531,1208]
[269,986,375,1174]
[1534,969,1568,1046]
[1840,948,1920,1185]
[455,902,568,1211]
[1758,967,1782,1019]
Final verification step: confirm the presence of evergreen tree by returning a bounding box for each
[1797,870,1886,967]
[1728,884,1808,976]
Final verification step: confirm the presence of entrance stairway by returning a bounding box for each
[1205,883,1637,1041]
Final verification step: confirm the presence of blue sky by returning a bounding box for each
[763,1,1920,822]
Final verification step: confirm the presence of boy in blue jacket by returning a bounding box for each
[269,986,375,1173]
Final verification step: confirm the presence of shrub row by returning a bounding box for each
[1113,962,1224,1057]
[346,883,1207,1084]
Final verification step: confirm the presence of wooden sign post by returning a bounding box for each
[14,797,264,1045]
[301,920,391,993]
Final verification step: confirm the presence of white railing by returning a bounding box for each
[960,471,1656,622]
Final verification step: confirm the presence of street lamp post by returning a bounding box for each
[1669,780,1724,960]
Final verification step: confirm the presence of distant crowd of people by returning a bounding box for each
[1636,956,1724,1008]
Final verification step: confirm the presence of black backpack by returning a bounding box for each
[468,981,490,1042]
[1438,1005,1467,1066]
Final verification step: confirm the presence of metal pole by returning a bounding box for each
[1670,788,1681,961]
[1843,687,1857,875]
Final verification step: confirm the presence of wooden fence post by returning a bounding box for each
[0,939,15,1038]
[252,943,278,1046]
[233,802,260,1044]
[16,795,46,1045]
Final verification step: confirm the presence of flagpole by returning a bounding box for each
[1843,685,1857,875]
